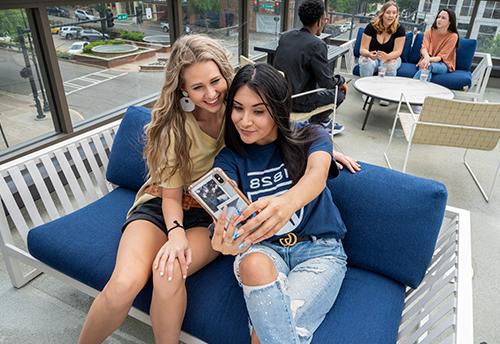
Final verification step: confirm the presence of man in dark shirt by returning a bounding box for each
[273,0,348,135]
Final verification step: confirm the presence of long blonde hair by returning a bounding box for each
[145,35,234,185]
[371,1,400,35]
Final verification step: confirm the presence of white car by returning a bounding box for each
[68,41,89,55]
[59,26,83,39]
[75,9,100,21]
[339,23,352,33]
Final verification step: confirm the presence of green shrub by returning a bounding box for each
[56,50,71,60]
[119,31,144,42]
[82,39,124,54]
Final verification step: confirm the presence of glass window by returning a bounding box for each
[423,0,432,13]
[483,1,500,19]
[0,9,57,153]
[477,24,499,57]
[457,22,469,36]
[439,0,457,12]
[51,1,167,126]
[460,0,475,17]
[248,0,283,60]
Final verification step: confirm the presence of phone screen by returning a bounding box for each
[190,170,249,223]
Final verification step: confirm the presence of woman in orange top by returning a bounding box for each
[414,8,459,81]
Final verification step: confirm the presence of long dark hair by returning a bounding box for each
[224,63,318,184]
[432,8,459,47]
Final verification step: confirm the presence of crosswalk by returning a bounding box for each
[63,69,128,95]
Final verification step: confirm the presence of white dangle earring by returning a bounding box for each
[179,90,195,112]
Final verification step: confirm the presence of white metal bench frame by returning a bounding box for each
[0,119,473,343]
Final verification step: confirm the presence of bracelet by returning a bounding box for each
[167,220,185,235]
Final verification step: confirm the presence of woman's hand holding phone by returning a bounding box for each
[211,207,252,255]
[237,194,297,244]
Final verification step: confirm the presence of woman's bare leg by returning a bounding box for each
[78,221,166,344]
[150,227,219,344]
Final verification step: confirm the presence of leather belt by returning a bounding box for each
[272,233,310,247]
[144,185,202,210]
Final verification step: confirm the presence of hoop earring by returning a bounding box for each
[179,91,195,112]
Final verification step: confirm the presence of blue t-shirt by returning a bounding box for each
[214,128,346,240]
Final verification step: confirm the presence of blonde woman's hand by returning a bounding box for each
[153,231,191,281]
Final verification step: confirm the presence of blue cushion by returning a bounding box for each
[408,32,423,64]
[106,106,151,191]
[28,194,404,343]
[397,62,418,78]
[353,27,365,58]
[431,70,472,90]
[28,188,137,288]
[401,31,413,63]
[456,38,476,71]
[352,64,360,76]
[328,162,447,289]
[313,267,405,344]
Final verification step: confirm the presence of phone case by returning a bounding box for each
[188,168,250,225]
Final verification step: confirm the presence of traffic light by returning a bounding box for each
[274,1,281,14]
[106,10,114,28]
[253,0,258,12]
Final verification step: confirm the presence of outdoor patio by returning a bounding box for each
[0,80,499,343]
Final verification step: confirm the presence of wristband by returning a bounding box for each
[167,220,185,235]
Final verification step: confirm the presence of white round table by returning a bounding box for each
[353,76,455,130]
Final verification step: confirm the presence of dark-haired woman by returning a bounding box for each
[414,8,459,81]
[359,1,405,77]
[211,63,347,343]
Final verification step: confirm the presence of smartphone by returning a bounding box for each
[188,168,251,229]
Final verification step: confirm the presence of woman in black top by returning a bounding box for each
[359,1,405,77]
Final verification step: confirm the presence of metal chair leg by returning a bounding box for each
[463,149,500,202]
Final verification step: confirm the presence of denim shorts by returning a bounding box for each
[123,197,212,236]
[233,236,347,343]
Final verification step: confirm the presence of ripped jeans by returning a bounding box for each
[234,237,347,344]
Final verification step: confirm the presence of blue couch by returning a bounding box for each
[352,27,477,91]
[27,106,448,343]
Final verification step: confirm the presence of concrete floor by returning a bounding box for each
[0,82,499,343]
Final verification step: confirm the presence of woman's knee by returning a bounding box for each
[239,253,277,286]
[102,274,145,310]
[152,260,185,299]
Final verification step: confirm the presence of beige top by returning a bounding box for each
[128,111,225,216]
[419,29,458,72]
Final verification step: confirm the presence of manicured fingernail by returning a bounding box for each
[159,271,164,277]
[168,276,172,281]
[183,275,187,279]
[232,230,239,240]
[238,242,246,250]
[154,265,158,269]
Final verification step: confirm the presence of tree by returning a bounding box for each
[0,9,25,36]
[189,0,221,29]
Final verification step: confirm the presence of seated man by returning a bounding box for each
[273,0,347,135]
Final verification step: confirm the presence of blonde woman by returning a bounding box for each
[78,35,359,344]
[359,1,405,78]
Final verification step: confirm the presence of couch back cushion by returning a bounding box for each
[408,32,424,64]
[456,37,477,71]
[353,27,364,58]
[328,163,448,289]
[106,106,151,191]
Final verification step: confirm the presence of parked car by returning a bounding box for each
[59,26,83,39]
[0,33,12,44]
[68,41,89,55]
[160,21,191,34]
[47,6,70,18]
[339,22,353,33]
[50,26,61,34]
[78,29,109,42]
[74,9,100,21]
